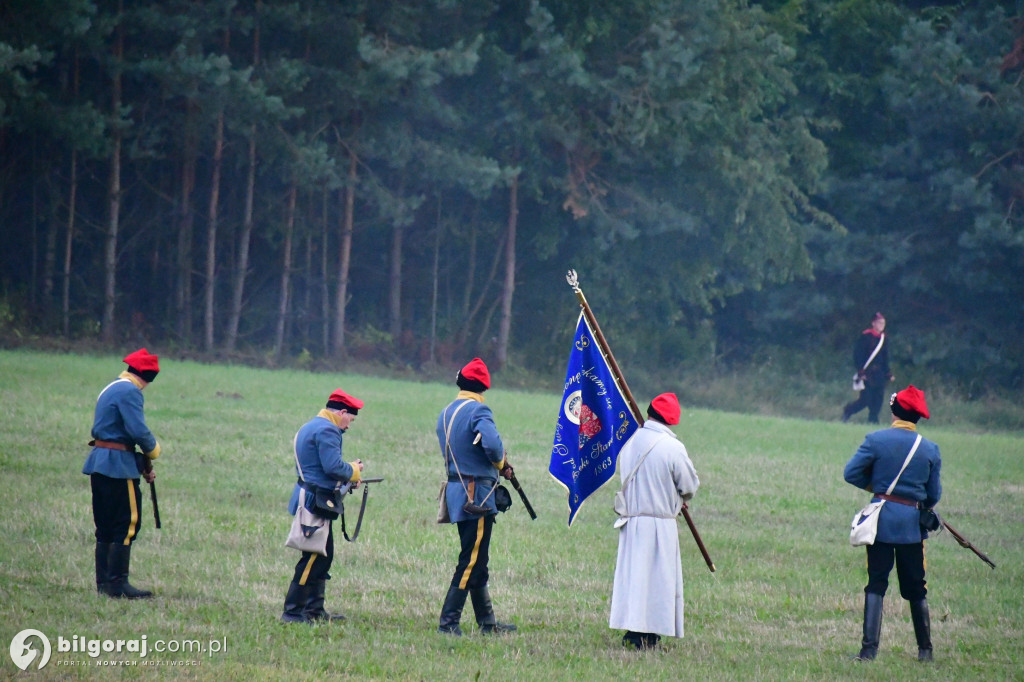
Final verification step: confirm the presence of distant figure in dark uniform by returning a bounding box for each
[83,348,163,599]
[281,389,364,623]
[844,385,941,662]
[436,358,516,636]
[843,312,893,423]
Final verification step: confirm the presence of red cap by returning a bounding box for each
[326,389,364,413]
[123,348,160,373]
[649,393,681,425]
[893,385,929,419]
[872,312,885,322]
[459,357,491,389]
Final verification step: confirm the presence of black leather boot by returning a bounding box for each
[438,585,468,636]
[623,631,660,650]
[910,599,933,662]
[95,542,112,594]
[104,543,153,599]
[854,592,884,660]
[281,581,313,623]
[305,580,345,622]
[470,586,517,634]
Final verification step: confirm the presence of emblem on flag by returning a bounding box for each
[549,312,638,526]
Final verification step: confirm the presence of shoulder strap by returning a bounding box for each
[292,432,305,483]
[442,400,476,499]
[884,434,922,495]
[621,435,668,492]
[96,377,132,401]
[862,333,885,372]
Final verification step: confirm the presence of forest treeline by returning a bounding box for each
[1,0,1021,393]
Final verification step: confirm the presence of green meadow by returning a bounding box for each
[1,349,1021,681]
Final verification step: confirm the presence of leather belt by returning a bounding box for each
[877,493,919,507]
[448,474,495,484]
[89,439,133,452]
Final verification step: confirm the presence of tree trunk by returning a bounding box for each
[62,49,80,338]
[430,194,441,365]
[62,148,77,338]
[389,220,403,343]
[273,182,297,361]
[496,173,518,369]
[333,149,356,357]
[224,20,260,353]
[42,170,58,312]
[320,188,330,354]
[203,28,228,353]
[101,8,124,346]
[176,104,198,343]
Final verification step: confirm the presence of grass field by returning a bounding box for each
[1,348,1021,681]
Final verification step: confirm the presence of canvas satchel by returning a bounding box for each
[285,488,330,556]
[850,434,922,546]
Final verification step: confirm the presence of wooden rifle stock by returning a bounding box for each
[941,515,995,569]
[138,456,161,530]
[506,463,537,520]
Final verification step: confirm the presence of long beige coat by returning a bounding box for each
[609,420,699,637]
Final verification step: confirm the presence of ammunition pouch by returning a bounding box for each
[298,480,343,521]
[494,485,512,513]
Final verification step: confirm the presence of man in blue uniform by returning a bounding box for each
[281,388,364,623]
[83,348,163,599]
[842,312,894,423]
[844,385,942,662]
[436,358,516,636]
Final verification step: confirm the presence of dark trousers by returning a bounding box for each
[292,522,334,585]
[90,474,143,545]
[449,515,493,590]
[865,541,928,601]
[845,381,886,423]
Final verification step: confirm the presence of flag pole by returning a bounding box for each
[566,270,716,572]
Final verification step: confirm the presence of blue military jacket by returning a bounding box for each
[288,411,357,515]
[83,373,159,479]
[844,421,942,544]
[437,392,505,523]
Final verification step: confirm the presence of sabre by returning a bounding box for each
[566,269,716,572]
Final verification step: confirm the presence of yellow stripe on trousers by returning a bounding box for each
[458,517,485,589]
[123,480,139,545]
[299,555,317,586]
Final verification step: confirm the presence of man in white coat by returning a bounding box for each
[609,392,699,650]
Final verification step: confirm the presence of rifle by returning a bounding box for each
[940,513,995,569]
[337,477,384,542]
[502,452,537,520]
[135,452,161,529]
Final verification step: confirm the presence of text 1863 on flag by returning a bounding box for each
[548,312,638,526]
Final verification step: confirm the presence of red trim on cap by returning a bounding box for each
[123,348,160,372]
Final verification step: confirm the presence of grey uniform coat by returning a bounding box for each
[609,420,699,637]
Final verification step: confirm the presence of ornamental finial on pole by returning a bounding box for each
[566,269,581,293]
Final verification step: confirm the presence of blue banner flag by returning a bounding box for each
[549,312,639,526]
